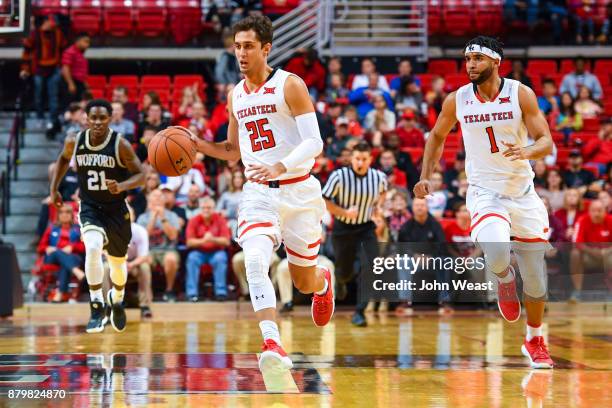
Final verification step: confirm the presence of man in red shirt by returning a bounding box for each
[61,33,90,107]
[185,197,231,301]
[284,48,326,98]
[396,110,425,148]
[569,199,612,302]
[582,118,611,175]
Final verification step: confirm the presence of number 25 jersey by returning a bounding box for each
[232,68,315,180]
[74,129,130,204]
[455,78,534,197]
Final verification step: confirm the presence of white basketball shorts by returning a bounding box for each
[466,184,550,246]
[236,175,325,267]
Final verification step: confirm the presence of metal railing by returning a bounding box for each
[268,0,428,66]
[1,94,25,235]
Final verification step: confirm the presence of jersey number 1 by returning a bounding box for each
[87,170,107,191]
[486,127,499,153]
[246,118,276,152]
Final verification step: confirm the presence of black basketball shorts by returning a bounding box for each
[77,200,132,258]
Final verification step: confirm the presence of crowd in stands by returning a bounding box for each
[22,25,611,310]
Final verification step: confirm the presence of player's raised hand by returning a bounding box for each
[413,180,432,199]
[50,190,63,208]
[502,141,528,161]
[105,179,122,194]
[246,163,286,183]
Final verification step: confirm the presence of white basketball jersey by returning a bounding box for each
[455,78,534,197]
[232,68,313,180]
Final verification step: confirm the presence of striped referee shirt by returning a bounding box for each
[322,167,388,225]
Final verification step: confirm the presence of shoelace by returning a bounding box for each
[531,337,551,361]
[313,293,329,314]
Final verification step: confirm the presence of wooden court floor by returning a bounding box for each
[0,302,610,407]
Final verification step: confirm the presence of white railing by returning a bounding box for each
[269,0,428,66]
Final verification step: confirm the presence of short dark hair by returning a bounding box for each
[142,125,158,134]
[352,142,372,153]
[75,32,90,41]
[464,36,504,60]
[453,200,467,212]
[85,99,112,115]
[114,85,128,95]
[68,102,82,114]
[232,15,274,45]
[542,78,556,86]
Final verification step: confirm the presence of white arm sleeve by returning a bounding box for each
[280,112,323,171]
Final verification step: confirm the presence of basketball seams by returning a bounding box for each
[163,138,181,176]
[165,135,194,169]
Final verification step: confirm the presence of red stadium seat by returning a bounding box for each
[593,59,612,73]
[499,59,512,76]
[428,0,443,35]
[69,0,102,36]
[401,147,424,162]
[443,1,473,36]
[474,2,503,36]
[141,75,172,93]
[174,74,206,97]
[86,75,107,91]
[32,0,69,16]
[262,0,300,15]
[428,59,458,76]
[445,73,468,91]
[134,0,168,37]
[168,0,202,44]
[559,59,592,75]
[526,60,557,80]
[102,0,133,37]
[604,100,612,116]
[108,75,139,97]
[582,118,600,132]
[416,73,435,93]
[90,89,105,99]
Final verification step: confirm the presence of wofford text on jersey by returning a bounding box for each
[236,104,278,119]
[76,153,116,168]
[463,111,514,124]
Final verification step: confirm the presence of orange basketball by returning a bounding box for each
[148,127,197,176]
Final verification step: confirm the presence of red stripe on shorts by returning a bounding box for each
[511,236,548,243]
[469,213,511,233]
[307,239,322,249]
[285,246,319,260]
[239,222,274,239]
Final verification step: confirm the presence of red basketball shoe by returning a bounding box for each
[312,267,334,327]
[497,271,521,323]
[259,339,293,372]
[522,336,554,369]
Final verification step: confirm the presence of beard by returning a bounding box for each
[471,65,494,85]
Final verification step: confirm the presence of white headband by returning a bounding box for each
[465,44,502,61]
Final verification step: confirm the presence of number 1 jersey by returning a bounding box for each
[455,78,534,197]
[232,68,315,180]
[74,129,130,204]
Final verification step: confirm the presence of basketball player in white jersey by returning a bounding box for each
[176,15,333,372]
[414,36,555,368]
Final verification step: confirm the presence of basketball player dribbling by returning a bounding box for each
[414,36,555,368]
[176,15,334,372]
[50,99,146,334]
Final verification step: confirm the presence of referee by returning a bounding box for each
[322,142,388,327]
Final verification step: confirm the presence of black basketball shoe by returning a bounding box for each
[86,301,108,333]
[107,290,127,332]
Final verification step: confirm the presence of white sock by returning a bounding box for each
[497,266,515,284]
[111,287,125,303]
[315,277,328,296]
[526,323,542,341]
[259,320,281,344]
[90,288,104,304]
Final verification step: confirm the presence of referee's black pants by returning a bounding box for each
[331,221,379,314]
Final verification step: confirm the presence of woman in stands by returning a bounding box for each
[555,92,583,145]
[574,85,603,119]
[37,203,85,302]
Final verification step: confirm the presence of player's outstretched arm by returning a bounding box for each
[414,92,457,198]
[105,138,146,194]
[502,85,553,161]
[49,134,76,208]
[182,88,241,162]
[246,75,323,182]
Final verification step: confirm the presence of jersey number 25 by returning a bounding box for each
[246,118,276,152]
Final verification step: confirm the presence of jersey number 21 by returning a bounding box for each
[87,170,107,191]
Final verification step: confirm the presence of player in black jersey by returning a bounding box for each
[50,99,146,333]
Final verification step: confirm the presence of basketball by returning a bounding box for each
[148,127,197,177]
